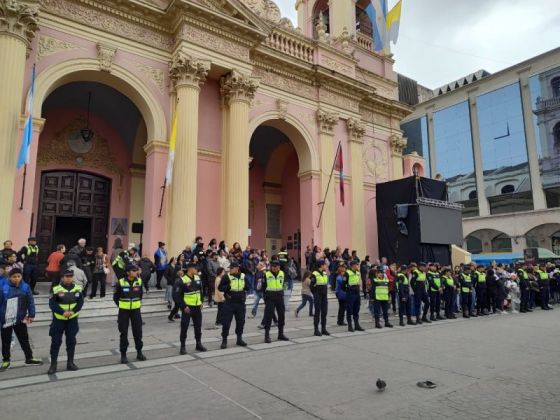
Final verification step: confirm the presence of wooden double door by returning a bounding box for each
[37,171,111,270]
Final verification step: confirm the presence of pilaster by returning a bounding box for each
[389,133,407,180]
[347,117,366,257]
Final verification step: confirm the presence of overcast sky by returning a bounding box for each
[275,0,560,89]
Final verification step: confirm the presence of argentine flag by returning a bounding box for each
[17,65,35,169]
[365,0,388,52]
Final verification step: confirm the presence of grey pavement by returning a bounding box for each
[1,299,560,420]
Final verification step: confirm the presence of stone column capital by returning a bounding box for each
[346,117,365,143]
[317,109,338,135]
[169,52,210,91]
[143,140,168,156]
[389,133,407,155]
[220,69,259,106]
[0,0,39,45]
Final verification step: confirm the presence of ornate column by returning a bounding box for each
[317,109,339,248]
[389,133,407,180]
[220,70,259,247]
[347,118,366,257]
[168,52,210,256]
[0,0,39,241]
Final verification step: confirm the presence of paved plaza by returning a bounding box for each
[1,293,559,420]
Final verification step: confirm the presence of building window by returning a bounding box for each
[552,77,560,98]
[491,234,512,253]
[500,184,515,194]
[468,190,477,200]
[465,236,482,254]
[554,122,560,153]
[312,0,330,38]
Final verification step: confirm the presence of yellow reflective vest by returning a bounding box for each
[52,284,82,320]
[118,278,142,310]
[265,270,285,291]
[182,274,202,307]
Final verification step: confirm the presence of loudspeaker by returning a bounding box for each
[131,222,144,234]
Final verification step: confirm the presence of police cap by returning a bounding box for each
[271,260,281,267]
[63,269,74,277]
[229,261,240,269]
[125,263,138,272]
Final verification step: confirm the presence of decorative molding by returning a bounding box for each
[346,117,366,143]
[134,62,165,94]
[220,69,259,105]
[37,34,79,61]
[319,88,360,113]
[177,23,251,62]
[97,42,117,72]
[239,0,281,23]
[198,147,221,162]
[0,0,39,45]
[317,108,338,135]
[389,134,407,155]
[252,67,315,101]
[143,140,168,155]
[321,55,353,75]
[276,99,288,120]
[363,138,389,182]
[169,51,210,90]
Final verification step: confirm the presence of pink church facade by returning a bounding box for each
[1,0,411,266]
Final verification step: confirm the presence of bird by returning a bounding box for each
[376,378,386,392]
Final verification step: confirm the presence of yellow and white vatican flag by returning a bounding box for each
[386,0,402,46]
[165,110,178,186]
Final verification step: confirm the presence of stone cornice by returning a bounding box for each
[169,51,210,90]
[143,140,168,155]
[0,0,39,45]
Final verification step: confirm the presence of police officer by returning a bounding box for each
[344,260,364,332]
[218,261,249,349]
[535,263,552,310]
[47,270,84,375]
[460,266,475,318]
[411,262,430,324]
[516,263,532,313]
[262,260,289,343]
[371,268,393,328]
[396,265,414,326]
[174,263,207,354]
[442,267,456,319]
[113,264,146,363]
[427,263,443,321]
[472,265,488,316]
[310,260,329,336]
[18,237,39,295]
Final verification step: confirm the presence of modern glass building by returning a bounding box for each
[401,48,560,255]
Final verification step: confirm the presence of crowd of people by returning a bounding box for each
[0,235,559,376]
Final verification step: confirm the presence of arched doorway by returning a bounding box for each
[525,223,560,254]
[464,228,511,254]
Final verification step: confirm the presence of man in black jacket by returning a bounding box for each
[18,237,40,295]
[218,261,249,349]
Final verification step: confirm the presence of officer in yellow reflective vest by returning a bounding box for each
[18,237,40,295]
[459,266,476,318]
[411,262,430,324]
[473,265,488,316]
[536,263,552,310]
[441,267,457,319]
[310,260,330,336]
[173,262,207,355]
[218,261,249,349]
[47,270,84,375]
[427,263,443,321]
[113,264,146,363]
[262,260,289,343]
[344,260,364,332]
[396,265,415,326]
[371,268,393,328]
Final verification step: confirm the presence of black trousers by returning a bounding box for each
[389,290,397,313]
[541,286,550,309]
[49,317,79,361]
[444,290,455,318]
[413,287,430,318]
[216,302,224,325]
[520,288,530,311]
[346,292,360,324]
[263,292,284,332]
[461,292,473,314]
[373,300,389,321]
[429,291,441,316]
[23,263,38,291]
[337,297,346,324]
[180,306,202,345]
[90,272,106,298]
[487,289,497,312]
[83,267,92,296]
[398,297,411,318]
[118,309,143,354]
[313,292,328,330]
[156,270,165,288]
[476,287,487,312]
[1,323,33,362]
[221,301,245,338]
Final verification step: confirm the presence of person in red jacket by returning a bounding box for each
[385,263,397,314]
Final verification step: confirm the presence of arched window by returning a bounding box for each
[355,0,373,37]
[468,190,477,200]
[491,233,512,253]
[312,0,330,39]
[552,77,560,98]
[500,184,515,194]
[554,122,560,154]
[412,163,424,177]
[465,236,482,254]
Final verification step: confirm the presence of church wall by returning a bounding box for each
[249,162,266,250]
[198,80,222,152]
[281,151,301,259]
[196,154,222,246]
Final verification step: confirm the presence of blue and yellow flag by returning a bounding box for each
[365,0,388,52]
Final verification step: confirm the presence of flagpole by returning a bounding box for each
[19,164,27,210]
[158,177,166,217]
[316,142,342,229]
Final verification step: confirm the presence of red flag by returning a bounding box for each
[334,143,344,206]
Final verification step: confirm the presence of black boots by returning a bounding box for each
[407,316,416,325]
[399,317,405,327]
[136,352,147,361]
[348,322,354,332]
[422,315,431,323]
[47,362,57,375]
[264,332,272,343]
[375,319,383,329]
[67,351,79,371]
[120,354,128,364]
[385,319,394,328]
[321,329,330,336]
[221,338,228,349]
[314,328,322,336]
[180,345,187,355]
[195,341,207,352]
[354,318,364,331]
[236,336,247,347]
